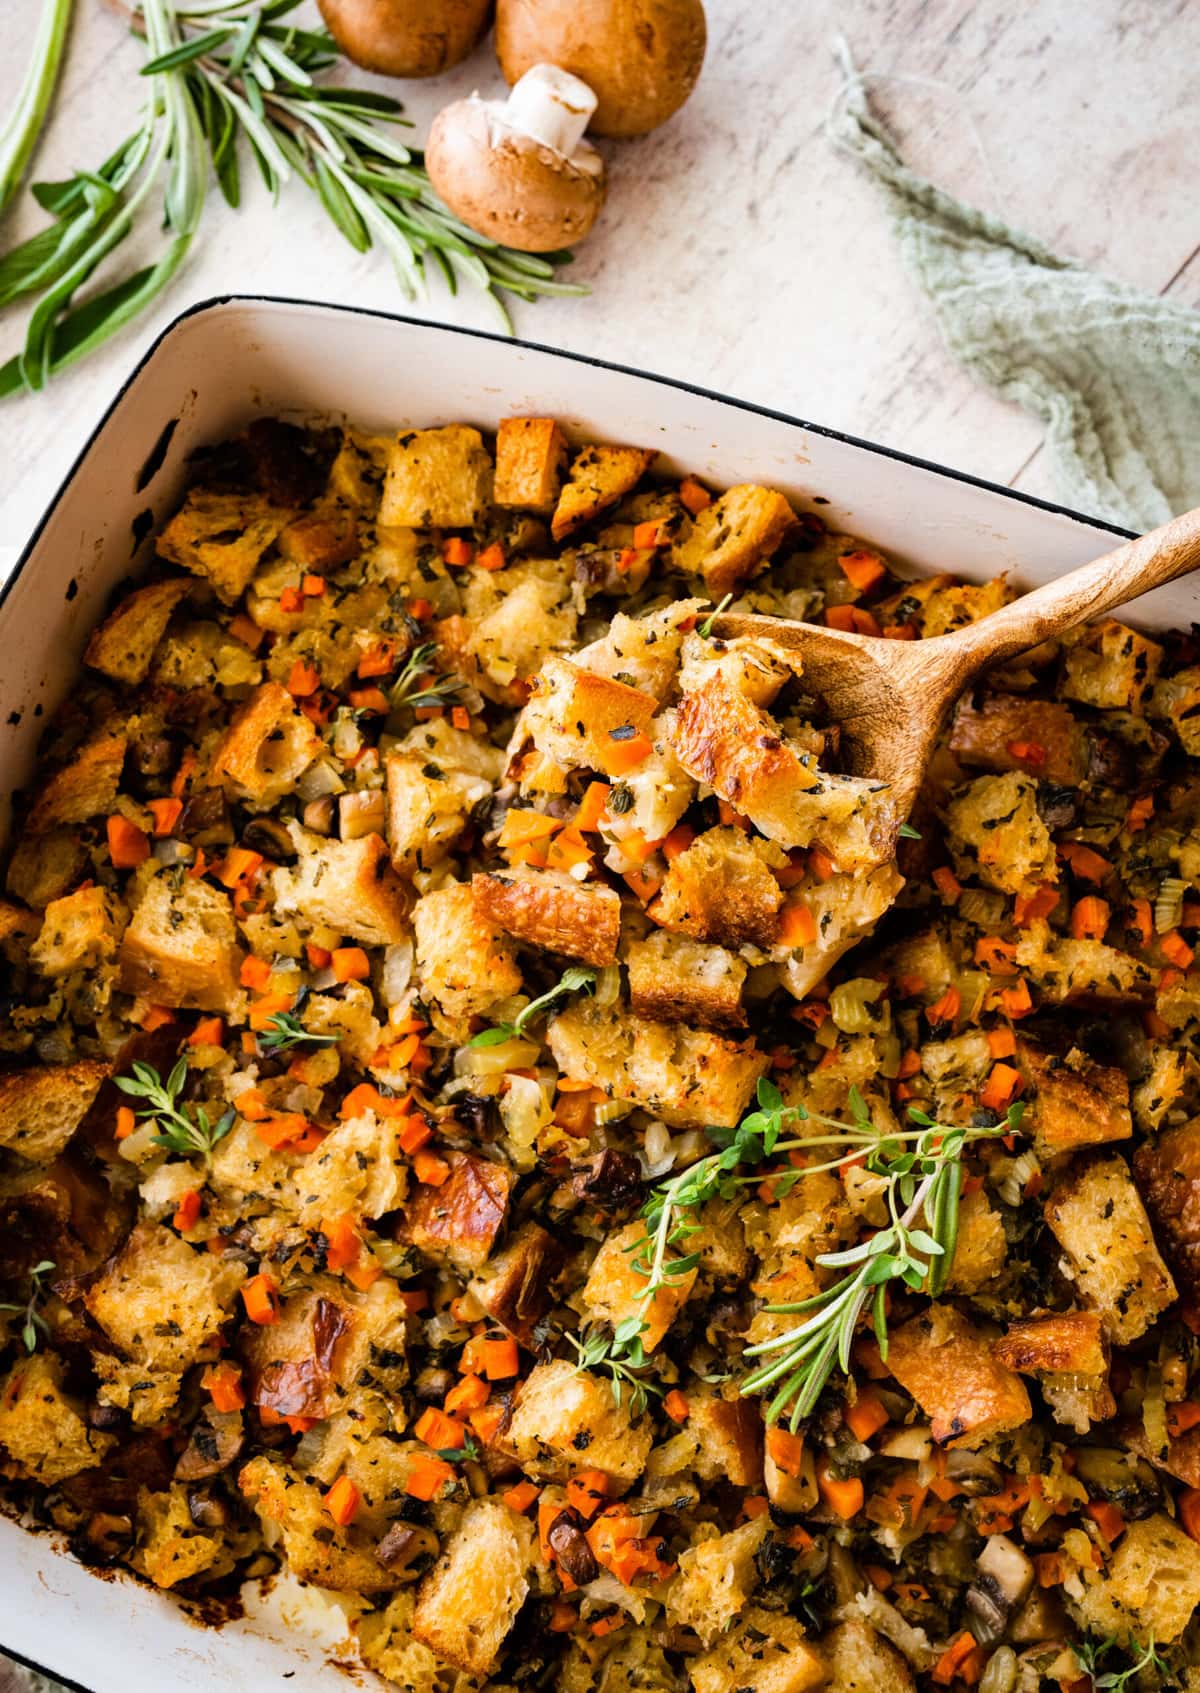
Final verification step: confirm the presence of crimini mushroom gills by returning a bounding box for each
[426,65,607,252]
[495,0,707,137]
[317,0,494,78]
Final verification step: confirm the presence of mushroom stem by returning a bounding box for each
[498,65,598,159]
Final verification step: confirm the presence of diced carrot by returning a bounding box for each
[600,729,653,776]
[242,1273,279,1325]
[632,520,661,550]
[286,659,321,697]
[323,1213,360,1272]
[219,846,264,889]
[544,825,593,874]
[932,1632,979,1686]
[567,1470,611,1518]
[201,1361,246,1413]
[189,1016,224,1048]
[1162,930,1196,969]
[106,815,149,868]
[140,1004,174,1032]
[975,936,1018,975]
[679,476,711,514]
[932,866,962,903]
[1033,1551,1069,1588]
[414,1150,451,1187]
[883,621,918,640]
[870,1473,928,1529]
[498,809,562,849]
[1180,1486,1200,1545]
[115,1104,136,1140]
[925,986,960,1027]
[663,1389,690,1424]
[299,573,324,598]
[1058,841,1109,883]
[451,705,471,731]
[1125,793,1155,833]
[1013,884,1059,926]
[999,978,1033,1019]
[1070,896,1111,941]
[442,537,473,567]
[624,867,662,903]
[825,604,881,636]
[173,1189,202,1232]
[356,639,396,678]
[590,1613,625,1638]
[864,1564,894,1592]
[777,901,817,948]
[816,1456,863,1519]
[468,1400,505,1445]
[278,586,304,614]
[1006,739,1046,767]
[332,946,370,982]
[808,844,836,882]
[345,1258,381,1292]
[396,1114,431,1155]
[476,541,506,572]
[503,1480,540,1513]
[349,687,389,714]
[249,990,295,1031]
[987,1026,1017,1059]
[766,1426,806,1477]
[403,1455,454,1501]
[896,1048,922,1079]
[980,1063,1021,1112]
[323,1475,361,1527]
[235,1086,269,1122]
[1169,1402,1200,1437]
[148,796,184,837]
[1085,1500,1125,1544]
[305,942,333,970]
[228,612,264,651]
[548,1599,578,1632]
[838,549,886,593]
[844,1389,889,1443]
[415,1406,465,1450]
[445,1374,490,1415]
[574,782,612,833]
[611,546,637,574]
[482,1337,519,1381]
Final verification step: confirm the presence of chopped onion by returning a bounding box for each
[593,964,621,1008]
[455,1036,540,1077]
[642,1119,673,1175]
[298,758,346,802]
[1155,875,1187,933]
[380,941,414,1007]
[118,1121,164,1164]
[499,1074,552,1148]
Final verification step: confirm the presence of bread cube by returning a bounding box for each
[994,1309,1109,1380]
[582,1220,697,1352]
[1152,665,1200,755]
[26,733,126,832]
[467,1222,567,1345]
[689,1604,824,1693]
[473,867,621,967]
[1074,1513,1200,1644]
[118,872,244,1012]
[412,879,522,1039]
[84,579,191,685]
[949,691,1085,787]
[277,506,359,572]
[494,417,568,513]
[327,428,391,511]
[546,1000,768,1129]
[1044,1155,1176,1343]
[464,560,579,701]
[411,1499,534,1676]
[822,1619,915,1693]
[625,929,747,1030]
[85,1222,246,1374]
[240,1454,405,1593]
[31,885,127,976]
[273,831,411,948]
[947,772,1056,897]
[575,601,705,701]
[386,752,492,874]
[404,1151,513,1274]
[0,1352,115,1485]
[778,862,905,1000]
[886,1304,1031,1449]
[504,1359,652,1486]
[671,484,799,597]
[520,655,659,776]
[157,486,291,603]
[1015,920,1155,1006]
[379,425,493,528]
[551,443,656,541]
[944,1187,1006,1292]
[1134,1114,1200,1300]
[687,1385,764,1487]
[653,825,784,950]
[667,1518,767,1647]
[1017,1039,1132,1158]
[1059,619,1162,711]
[209,681,321,808]
[1133,1047,1200,1134]
[0,1059,109,1164]
[292,1112,408,1228]
[133,1485,227,1589]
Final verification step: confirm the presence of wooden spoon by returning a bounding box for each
[713,504,1200,830]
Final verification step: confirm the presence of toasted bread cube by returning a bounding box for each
[1017,1039,1132,1158]
[671,484,799,597]
[86,1222,246,1374]
[292,1112,409,1228]
[31,886,127,976]
[386,751,492,874]
[411,1500,534,1676]
[547,999,768,1129]
[1015,920,1155,1006]
[886,1304,1031,1449]
[157,486,291,603]
[1044,1155,1176,1343]
[994,1310,1109,1377]
[1060,619,1162,711]
[949,692,1086,787]
[690,1605,824,1693]
[468,1222,567,1345]
[944,1188,1006,1292]
[688,1385,764,1487]
[379,425,493,528]
[26,733,126,833]
[494,417,568,513]
[1134,1114,1200,1300]
[0,899,37,959]
[0,1059,109,1164]
[277,506,359,572]
[551,443,656,541]
[412,880,522,1038]
[1133,1047,1200,1134]
[4,828,87,909]
[668,1518,767,1647]
[626,929,747,1030]
[84,579,191,685]
[653,826,784,950]
[1152,665,1200,755]
[240,1454,404,1593]
[505,1359,652,1486]
[822,1619,915,1693]
[208,681,321,808]
[521,655,659,776]
[677,629,798,704]
[0,1352,115,1485]
[778,863,905,1000]
[274,831,411,948]
[575,601,705,701]
[947,772,1057,897]
[118,873,244,1012]
[404,1152,513,1274]
[582,1221,697,1351]
[472,867,621,967]
[1075,1513,1200,1644]
[132,1484,226,1589]
[327,428,391,511]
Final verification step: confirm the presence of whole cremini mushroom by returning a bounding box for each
[426,64,607,252]
[317,0,493,78]
[494,0,706,138]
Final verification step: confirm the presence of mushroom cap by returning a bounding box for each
[495,0,706,138]
[317,0,494,78]
[426,96,607,253]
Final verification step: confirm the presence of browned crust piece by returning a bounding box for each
[993,1310,1108,1375]
[949,692,1086,787]
[26,735,127,833]
[404,1153,514,1274]
[494,417,568,514]
[209,681,321,806]
[472,867,621,967]
[672,670,814,821]
[467,1223,568,1346]
[84,580,191,685]
[1134,1114,1200,1302]
[1016,1038,1132,1158]
[652,825,783,950]
[887,1304,1031,1449]
[0,1060,112,1165]
[551,445,656,542]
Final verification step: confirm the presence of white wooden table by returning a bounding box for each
[2,0,1198,559]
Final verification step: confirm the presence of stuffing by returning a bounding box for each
[84,1223,247,1377]
[1133,1114,1200,1300]
[273,831,412,948]
[946,772,1057,897]
[993,1310,1114,1431]
[494,416,568,513]
[582,1221,697,1351]
[575,601,705,701]
[276,505,359,572]
[132,1484,229,1589]
[461,556,579,700]
[689,1604,824,1693]
[472,867,621,966]
[157,486,292,602]
[379,425,493,528]
[0,1059,110,1164]
[822,1619,915,1693]
[84,578,191,685]
[117,871,244,1012]
[652,825,785,950]
[1015,920,1155,1006]
[1016,1039,1132,1158]
[551,443,656,541]
[30,885,127,976]
[0,1352,114,1484]
[504,1360,653,1486]
[1059,619,1162,711]
[886,1304,1032,1449]
[624,928,748,1030]
[670,483,799,597]
[948,691,1086,787]
[403,1152,513,1274]
[208,681,322,808]
[239,1454,406,1592]
[26,733,126,832]
[519,655,659,778]
[467,1222,567,1345]
[686,1385,764,1488]
[386,750,493,874]
[1044,1156,1176,1343]
[666,1517,767,1646]
[411,1499,534,1676]
[944,1187,1006,1292]
[778,862,905,999]
[1073,1512,1200,1644]
[412,879,522,1038]
[291,1110,409,1226]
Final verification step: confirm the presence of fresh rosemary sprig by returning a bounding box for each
[0,1259,56,1354]
[0,0,584,397]
[566,1325,661,1418]
[469,966,597,1048]
[1076,1635,1171,1693]
[115,1057,235,1168]
[0,0,73,218]
[388,641,467,712]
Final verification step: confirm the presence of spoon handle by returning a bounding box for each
[934,503,1200,671]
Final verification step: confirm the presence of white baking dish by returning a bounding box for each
[0,296,1190,1693]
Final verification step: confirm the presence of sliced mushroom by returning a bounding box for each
[174,1411,245,1481]
[241,815,298,862]
[546,1506,599,1585]
[966,1534,1033,1641]
[317,0,493,77]
[179,785,234,845]
[376,1520,440,1570]
[426,65,606,253]
[187,1486,230,1531]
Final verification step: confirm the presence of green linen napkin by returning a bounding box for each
[828,44,1200,531]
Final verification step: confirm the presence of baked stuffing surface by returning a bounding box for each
[3,416,1200,1691]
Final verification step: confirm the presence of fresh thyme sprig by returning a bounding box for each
[0,1260,56,1354]
[0,0,585,397]
[469,967,597,1048]
[115,1058,235,1169]
[592,1078,1019,1425]
[697,593,733,639]
[258,1010,339,1053]
[432,1432,481,1464]
[388,641,467,713]
[566,1325,661,1418]
[1076,1635,1171,1693]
